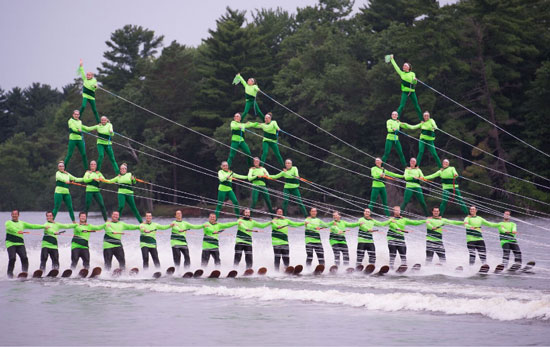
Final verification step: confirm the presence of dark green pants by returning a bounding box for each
[97,144,119,174]
[397,91,422,121]
[85,191,108,221]
[382,139,406,167]
[368,187,390,216]
[64,139,88,171]
[250,185,274,213]
[242,98,264,121]
[118,193,142,223]
[282,188,307,217]
[401,187,429,216]
[80,98,100,123]
[53,193,75,221]
[440,188,469,216]
[215,190,240,218]
[227,141,252,168]
[417,139,442,168]
[261,141,284,168]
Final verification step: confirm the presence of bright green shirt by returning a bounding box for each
[68,118,93,141]
[170,220,203,247]
[230,121,257,142]
[218,170,247,192]
[252,121,280,143]
[201,221,238,249]
[387,217,426,242]
[417,118,438,141]
[404,167,425,189]
[106,173,136,195]
[371,166,403,188]
[5,220,43,248]
[71,223,105,249]
[237,74,260,97]
[271,218,305,246]
[270,166,301,189]
[248,167,269,186]
[424,167,460,190]
[87,123,114,145]
[82,170,105,193]
[391,57,417,92]
[498,221,518,246]
[103,221,139,249]
[304,217,329,244]
[386,119,414,141]
[236,218,271,245]
[55,171,83,195]
[79,66,98,100]
[357,217,390,243]
[425,217,463,242]
[41,221,77,249]
[329,220,360,245]
[139,222,172,248]
[464,216,500,242]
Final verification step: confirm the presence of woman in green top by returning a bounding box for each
[304,207,330,266]
[40,211,77,271]
[104,163,143,223]
[382,111,416,167]
[498,211,522,266]
[53,161,83,223]
[87,116,119,174]
[234,73,264,120]
[215,161,247,218]
[463,206,500,265]
[235,208,271,269]
[248,157,274,214]
[78,59,100,123]
[82,160,108,221]
[227,113,256,168]
[357,208,390,265]
[270,159,308,217]
[5,210,44,277]
[400,158,429,216]
[369,157,404,216]
[251,112,284,167]
[71,211,105,269]
[413,111,442,168]
[424,159,468,216]
[270,208,305,270]
[64,110,93,171]
[390,55,422,121]
[170,209,204,268]
[329,211,360,267]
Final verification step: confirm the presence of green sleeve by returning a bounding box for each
[374,219,391,227]
[319,220,330,228]
[68,119,79,132]
[87,223,106,231]
[81,124,95,132]
[79,66,86,80]
[385,170,404,179]
[390,57,404,78]
[345,221,360,228]
[105,176,119,184]
[22,222,46,230]
[247,169,256,181]
[270,171,285,179]
[60,223,78,229]
[386,120,394,133]
[219,221,239,229]
[287,220,305,227]
[407,122,422,130]
[122,222,140,230]
[233,172,248,180]
[184,222,204,230]
[238,74,247,87]
[482,219,500,228]
[406,219,426,226]
[68,173,83,183]
[424,170,441,181]
[254,221,271,229]
[156,223,172,231]
[442,218,464,226]
[244,122,259,129]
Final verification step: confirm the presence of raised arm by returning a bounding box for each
[237,74,247,87]
[390,57,404,77]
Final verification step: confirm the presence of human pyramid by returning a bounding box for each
[4,56,524,278]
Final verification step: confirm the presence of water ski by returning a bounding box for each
[293,265,303,275]
[89,267,102,278]
[227,270,238,278]
[494,264,505,273]
[284,266,295,274]
[152,272,162,279]
[193,269,204,278]
[356,265,364,272]
[32,270,43,278]
[78,269,89,278]
[364,264,376,275]
[243,268,254,276]
[313,264,324,275]
[208,270,221,278]
[329,265,338,274]
[182,272,193,278]
[46,269,59,278]
[376,265,390,275]
[129,268,139,276]
[412,264,421,271]
[396,264,408,274]
[61,269,72,278]
[521,261,535,273]
[455,266,463,272]
[112,268,123,277]
[345,267,355,274]
[258,267,268,275]
[166,267,175,276]
[17,272,28,279]
[478,264,490,274]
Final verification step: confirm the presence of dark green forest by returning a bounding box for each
[1,0,549,217]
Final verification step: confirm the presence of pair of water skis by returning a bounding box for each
[18,267,102,279]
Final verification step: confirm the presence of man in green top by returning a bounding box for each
[304,208,330,266]
[369,157,404,216]
[227,113,256,168]
[390,54,422,121]
[78,59,100,123]
[103,211,140,270]
[86,116,119,174]
[71,211,105,269]
[235,73,264,120]
[170,209,203,268]
[104,163,143,223]
[82,160,108,221]
[498,211,522,266]
[357,208,390,266]
[411,111,441,167]
[139,212,172,269]
[234,208,271,268]
[425,207,463,264]
[400,158,429,216]
[5,210,43,277]
[464,206,500,265]
[215,161,247,218]
[248,157,274,214]
[270,159,308,217]
[270,208,305,270]
[424,159,468,216]
[200,213,239,267]
[40,211,77,271]
[387,206,426,268]
[64,110,93,171]
[53,161,84,223]
[329,211,360,266]
[251,112,284,167]
[382,111,416,167]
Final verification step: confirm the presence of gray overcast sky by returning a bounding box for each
[0,0,455,90]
